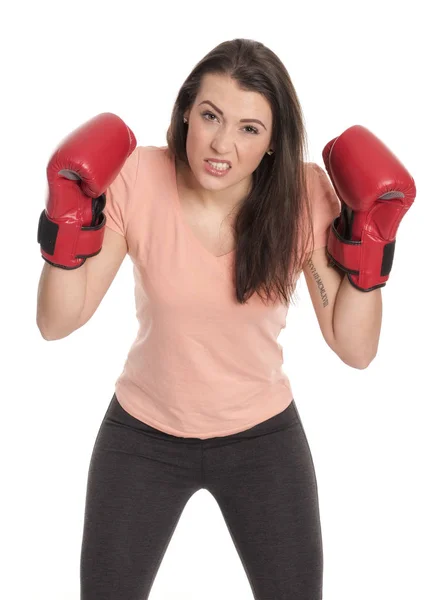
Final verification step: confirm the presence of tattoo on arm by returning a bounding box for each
[306,258,329,308]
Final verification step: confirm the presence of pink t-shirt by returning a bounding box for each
[103,145,340,439]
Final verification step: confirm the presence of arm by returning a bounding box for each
[303,124,414,368]
[37,227,127,340]
[303,246,382,369]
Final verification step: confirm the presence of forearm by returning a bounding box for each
[333,274,383,368]
[36,262,87,340]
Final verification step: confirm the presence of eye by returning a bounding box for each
[202,111,217,122]
[201,111,260,135]
[243,125,259,135]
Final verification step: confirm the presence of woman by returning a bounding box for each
[38,38,410,600]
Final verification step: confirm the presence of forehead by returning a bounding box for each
[197,73,272,116]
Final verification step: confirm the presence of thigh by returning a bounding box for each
[80,395,201,600]
[204,401,323,600]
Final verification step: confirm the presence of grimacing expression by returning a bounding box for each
[183,73,273,192]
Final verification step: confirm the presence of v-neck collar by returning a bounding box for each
[168,150,236,261]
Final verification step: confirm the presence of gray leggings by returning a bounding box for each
[80,393,323,599]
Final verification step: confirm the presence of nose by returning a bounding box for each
[210,126,235,154]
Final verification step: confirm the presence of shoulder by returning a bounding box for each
[304,161,340,211]
[136,145,174,171]
[136,144,170,160]
[305,161,327,188]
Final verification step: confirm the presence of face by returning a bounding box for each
[183,73,273,198]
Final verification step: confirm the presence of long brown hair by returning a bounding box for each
[166,38,314,306]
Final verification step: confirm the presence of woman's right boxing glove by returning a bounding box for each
[37,113,137,269]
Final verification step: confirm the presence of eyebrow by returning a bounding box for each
[197,100,267,130]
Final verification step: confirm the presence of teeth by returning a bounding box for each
[207,160,230,171]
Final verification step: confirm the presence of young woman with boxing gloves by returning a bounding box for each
[36,38,415,600]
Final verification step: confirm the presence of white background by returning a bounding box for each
[2,0,439,598]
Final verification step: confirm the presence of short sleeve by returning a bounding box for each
[306,162,341,251]
[103,146,140,237]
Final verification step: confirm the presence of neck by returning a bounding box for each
[176,157,251,215]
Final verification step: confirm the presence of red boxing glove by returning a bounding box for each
[322,125,416,291]
[37,113,137,269]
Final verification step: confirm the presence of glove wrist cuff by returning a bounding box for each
[37,208,106,269]
[326,217,396,292]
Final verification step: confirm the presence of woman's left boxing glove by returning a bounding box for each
[323,125,416,291]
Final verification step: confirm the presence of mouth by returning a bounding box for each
[204,158,232,169]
